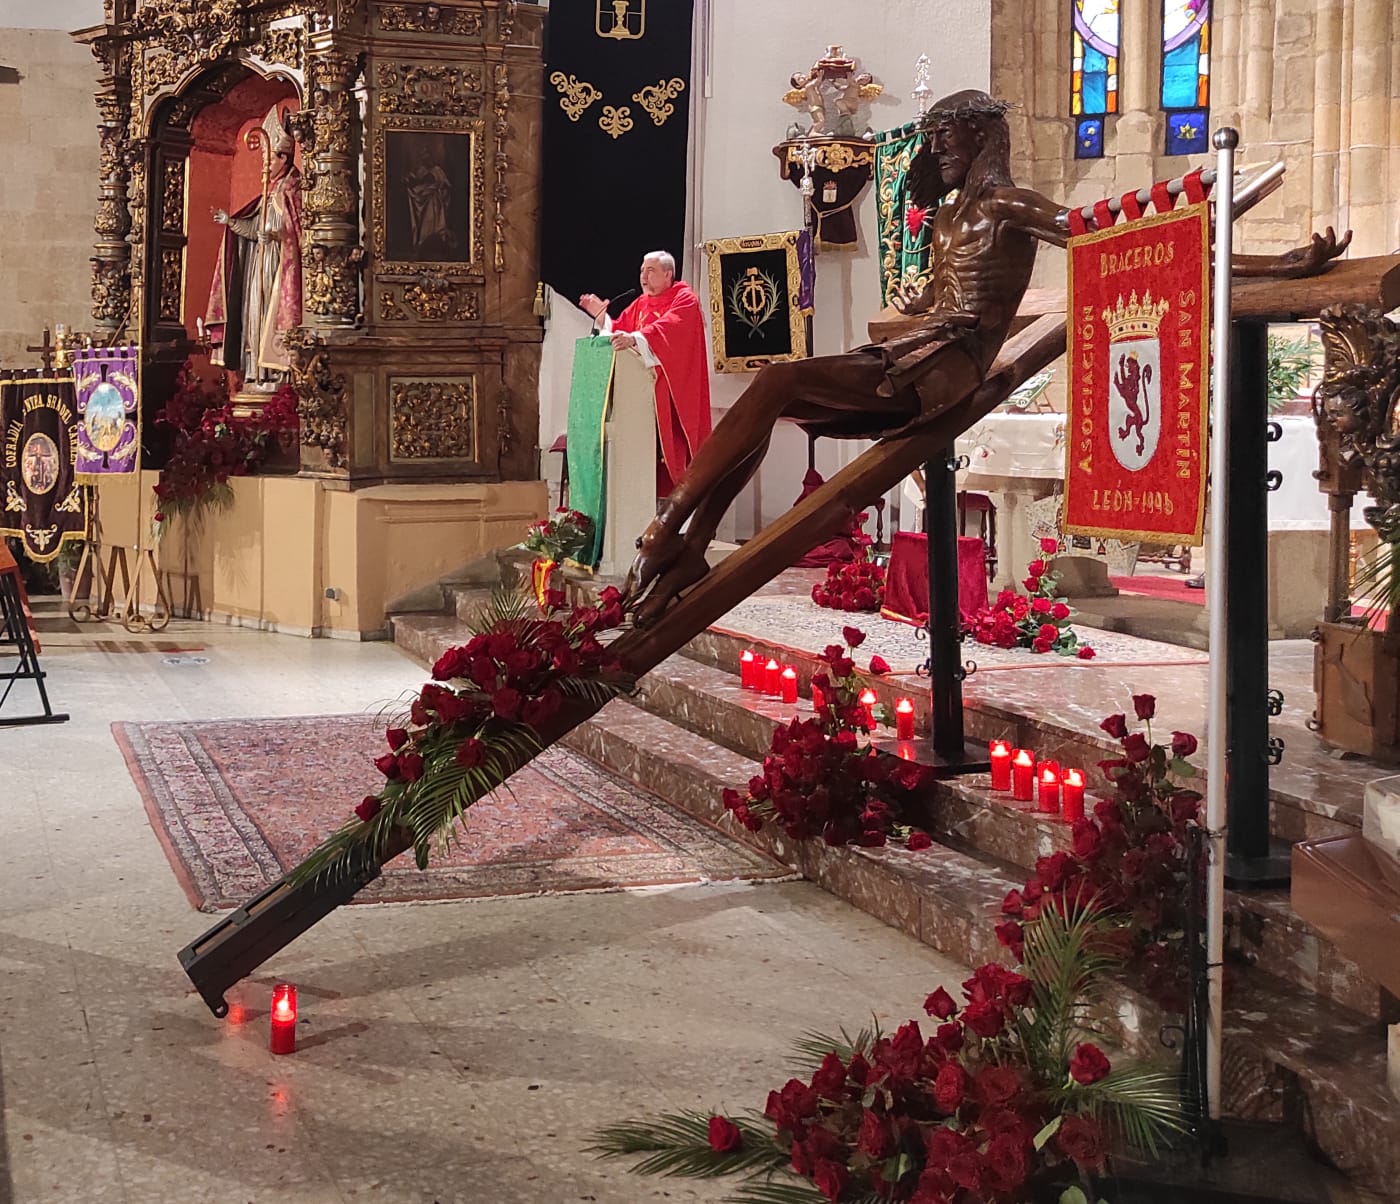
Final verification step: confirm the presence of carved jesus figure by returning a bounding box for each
[622,89,1349,623]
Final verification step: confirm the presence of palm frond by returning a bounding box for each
[1075,1068,1187,1157]
[557,673,633,706]
[1351,539,1400,626]
[463,580,536,636]
[787,1020,882,1072]
[588,1111,787,1180]
[728,1182,863,1204]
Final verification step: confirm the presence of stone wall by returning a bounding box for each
[0,28,100,365]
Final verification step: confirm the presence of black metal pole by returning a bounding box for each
[925,449,965,757]
[1224,321,1289,883]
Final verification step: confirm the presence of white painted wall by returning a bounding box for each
[537,0,991,542]
[0,0,103,30]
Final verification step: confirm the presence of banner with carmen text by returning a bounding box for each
[1,375,90,562]
[72,345,140,478]
[1063,202,1210,546]
[540,0,695,309]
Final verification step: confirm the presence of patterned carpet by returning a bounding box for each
[115,714,785,912]
[714,595,1209,674]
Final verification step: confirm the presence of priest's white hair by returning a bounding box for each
[643,250,676,275]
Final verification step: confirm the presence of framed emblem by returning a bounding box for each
[596,0,645,40]
[703,231,811,374]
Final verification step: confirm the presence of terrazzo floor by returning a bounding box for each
[0,606,969,1204]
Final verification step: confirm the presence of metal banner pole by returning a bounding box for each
[1204,127,1237,1122]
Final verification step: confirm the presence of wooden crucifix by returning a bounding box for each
[24,328,58,375]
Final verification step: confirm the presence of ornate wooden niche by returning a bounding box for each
[77,0,544,484]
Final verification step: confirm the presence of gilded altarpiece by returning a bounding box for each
[77,0,544,484]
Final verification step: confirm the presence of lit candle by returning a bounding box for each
[989,740,1012,791]
[1012,749,1035,801]
[812,680,825,712]
[764,658,782,696]
[739,649,756,689]
[1062,769,1086,821]
[895,697,915,740]
[269,983,297,1055]
[859,688,878,730]
[1038,764,1061,814]
[781,665,798,704]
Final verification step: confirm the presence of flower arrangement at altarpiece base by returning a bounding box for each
[151,360,299,538]
[964,539,1096,659]
[289,587,628,885]
[998,693,1203,1013]
[722,627,933,851]
[521,508,595,607]
[811,512,887,613]
[592,901,1184,1204]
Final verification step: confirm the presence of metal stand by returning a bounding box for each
[1224,321,1291,885]
[922,450,989,773]
[0,570,68,727]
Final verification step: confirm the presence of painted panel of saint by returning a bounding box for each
[385,132,474,263]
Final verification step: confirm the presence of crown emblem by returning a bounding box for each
[1102,291,1169,342]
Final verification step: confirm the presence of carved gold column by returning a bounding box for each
[298,44,363,329]
[91,44,133,332]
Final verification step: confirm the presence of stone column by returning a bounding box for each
[1213,0,1241,127]
[297,44,363,329]
[1313,0,1345,227]
[1346,0,1392,254]
[90,46,132,333]
[1241,0,1276,145]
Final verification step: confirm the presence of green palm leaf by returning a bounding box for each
[787,1021,882,1072]
[1072,1067,1187,1156]
[588,1111,786,1179]
[728,1182,858,1204]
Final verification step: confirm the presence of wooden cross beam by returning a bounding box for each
[24,328,57,374]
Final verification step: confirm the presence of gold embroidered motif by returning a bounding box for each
[599,105,634,139]
[632,77,685,127]
[596,0,644,40]
[550,72,601,122]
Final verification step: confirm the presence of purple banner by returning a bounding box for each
[72,345,139,477]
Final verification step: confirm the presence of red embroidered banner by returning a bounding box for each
[1063,202,1211,545]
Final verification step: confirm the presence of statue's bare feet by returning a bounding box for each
[621,521,687,604]
[630,541,711,626]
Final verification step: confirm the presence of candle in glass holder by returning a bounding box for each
[859,688,878,729]
[1011,749,1035,801]
[764,658,782,695]
[812,680,825,712]
[781,665,798,704]
[895,698,915,740]
[1062,768,1086,821]
[989,740,1012,790]
[1037,764,1061,814]
[269,983,297,1055]
[739,649,757,690]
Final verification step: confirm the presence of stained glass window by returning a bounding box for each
[1162,0,1210,155]
[1071,0,1119,160]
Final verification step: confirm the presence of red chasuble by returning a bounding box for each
[614,282,712,491]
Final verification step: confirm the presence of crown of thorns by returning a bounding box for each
[920,96,1014,124]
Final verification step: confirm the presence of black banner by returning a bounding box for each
[703,231,812,372]
[540,0,695,309]
[1,376,90,562]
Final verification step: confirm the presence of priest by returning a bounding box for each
[579,251,712,494]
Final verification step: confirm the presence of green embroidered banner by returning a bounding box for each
[875,119,933,306]
[565,337,616,568]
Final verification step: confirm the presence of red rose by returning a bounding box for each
[811,1052,847,1098]
[924,986,957,1019]
[1133,693,1157,720]
[1022,576,1041,592]
[934,1022,964,1054]
[432,647,469,681]
[455,738,487,768]
[386,727,409,751]
[1069,1041,1111,1085]
[707,1115,742,1152]
[1172,791,1203,824]
[995,919,1024,959]
[1038,623,1059,641]
[1057,1113,1106,1169]
[869,654,891,675]
[984,1132,1029,1193]
[932,1062,967,1112]
[468,656,499,690]
[857,1108,891,1158]
[907,830,933,851]
[973,1064,1021,1106]
[1077,646,1097,660]
[1051,602,1071,620]
[961,999,1004,1038]
[1071,819,1104,861]
[1100,712,1129,739]
[1031,638,1052,653]
[948,1152,984,1192]
[542,587,567,611]
[1171,730,1198,757]
[374,752,400,779]
[398,751,425,783]
[1123,732,1151,763]
[491,687,523,720]
[1041,537,1059,554]
[1031,596,1052,615]
[354,795,381,823]
[1027,559,1047,577]
[813,1160,848,1202]
[842,625,866,648]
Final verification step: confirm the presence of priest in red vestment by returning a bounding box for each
[579,251,712,494]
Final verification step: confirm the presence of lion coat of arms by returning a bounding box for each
[1102,291,1169,473]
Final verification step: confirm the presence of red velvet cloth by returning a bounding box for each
[792,468,864,567]
[879,531,988,627]
[615,282,712,489]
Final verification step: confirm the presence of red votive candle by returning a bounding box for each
[1062,769,1086,821]
[764,658,782,696]
[1011,749,1035,801]
[269,983,297,1055]
[781,665,798,704]
[739,649,756,690]
[859,688,878,729]
[989,740,1012,791]
[895,697,915,740]
[1038,764,1061,814]
[812,680,825,712]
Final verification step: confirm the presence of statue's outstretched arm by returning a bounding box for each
[1230,227,1351,278]
[991,188,1071,248]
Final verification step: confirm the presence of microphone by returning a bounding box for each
[591,288,639,337]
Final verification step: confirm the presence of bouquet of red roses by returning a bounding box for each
[965,539,1096,659]
[523,508,594,563]
[811,553,887,613]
